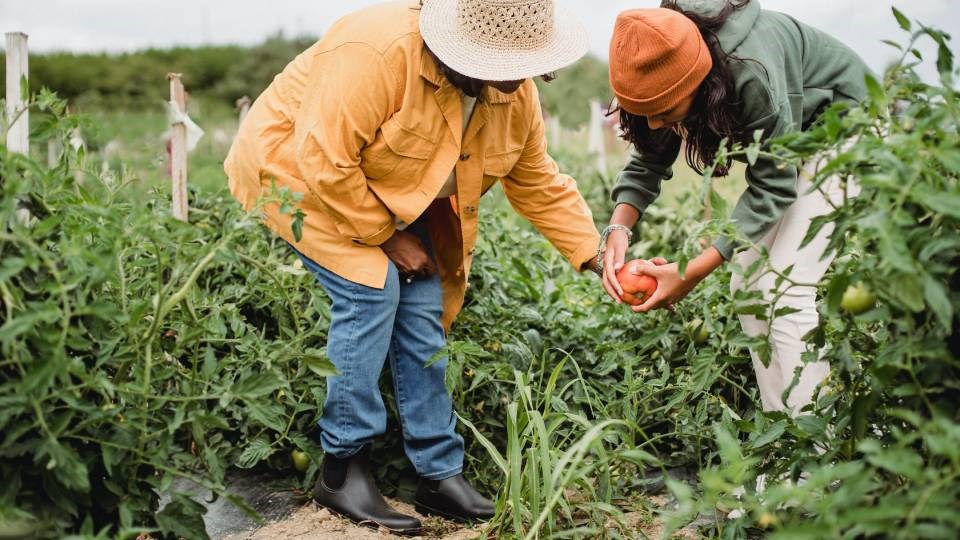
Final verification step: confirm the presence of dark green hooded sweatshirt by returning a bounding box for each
[612,0,872,258]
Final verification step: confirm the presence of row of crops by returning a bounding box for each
[1,19,958,539]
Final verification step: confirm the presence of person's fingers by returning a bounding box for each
[604,251,624,298]
[651,257,668,266]
[633,283,669,312]
[612,242,627,272]
[601,275,622,304]
[601,264,622,303]
[629,261,655,276]
[632,293,664,313]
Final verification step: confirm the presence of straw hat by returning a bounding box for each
[419,0,589,81]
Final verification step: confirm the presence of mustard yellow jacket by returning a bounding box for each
[224,1,600,329]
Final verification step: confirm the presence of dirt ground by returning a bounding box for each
[221,497,484,540]
[222,496,682,540]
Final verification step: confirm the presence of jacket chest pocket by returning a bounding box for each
[481,146,523,192]
[361,117,436,181]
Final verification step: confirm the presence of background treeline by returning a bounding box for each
[0,33,612,126]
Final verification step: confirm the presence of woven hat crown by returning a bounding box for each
[457,0,556,51]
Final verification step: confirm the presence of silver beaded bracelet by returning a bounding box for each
[596,224,634,275]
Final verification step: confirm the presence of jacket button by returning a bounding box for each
[465,206,477,214]
[459,153,470,161]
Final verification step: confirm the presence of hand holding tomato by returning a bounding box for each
[627,261,705,313]
[616,259,659,305]
[600,228,631,303]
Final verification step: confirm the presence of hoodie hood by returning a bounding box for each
[669,0,761,53]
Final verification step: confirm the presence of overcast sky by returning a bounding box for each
[2,0,957,78]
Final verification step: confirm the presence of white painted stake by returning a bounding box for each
[167,73,188,221]
[47,139,61,168]
[588,99,607,173]
[235,96,251,125]
[69,127,85,185]
[5,32,29,155]
[548,115,561,150]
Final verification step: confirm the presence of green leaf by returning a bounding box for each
[0,257,26,282]
[911,184,960,218]
[864,74,885,105]
[231,372,282,399]
[745,144,760,166]
[749,420,787,449]
[892,7,911,32]
[936,149,960,174]
[236,438,275,469]
[827,272,851,312]
[41,440,91,492]
[156,493,210,540]
[889,273,926,312]
[246,401,286,431]
[866,448,925,481]
[291,209,305,242]
[923,274,953,332]
[20,74,29,102]
[0,304,61,346]
[618,449,660,466]
[301,349,338,377]
[880,39,903,51]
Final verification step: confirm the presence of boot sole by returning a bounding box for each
[414,502,493,524]
[315,500,423,536]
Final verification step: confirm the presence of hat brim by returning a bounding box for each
[419,0,589,82]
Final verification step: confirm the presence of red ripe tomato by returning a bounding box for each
[616,260,658,306]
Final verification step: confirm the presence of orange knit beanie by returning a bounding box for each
[609,8,713,117]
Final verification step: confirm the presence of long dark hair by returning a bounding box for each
[617,1,750,176]
[424,45,557,100]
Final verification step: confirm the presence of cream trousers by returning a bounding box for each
[729,159,858,415]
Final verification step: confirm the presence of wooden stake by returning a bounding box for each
[547,115,561,150]
[69,127,85,185]
[235,96,251,125]
[167,73,188,221]
[700,169,714,249]
[5,32,29,155]
[588,100,607,173]
[47,139,61,168]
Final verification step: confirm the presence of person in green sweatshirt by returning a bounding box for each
[599,0,871,414]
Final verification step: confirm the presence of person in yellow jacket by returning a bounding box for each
[225,0,601,533]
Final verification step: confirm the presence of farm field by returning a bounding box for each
[2,11,959,540]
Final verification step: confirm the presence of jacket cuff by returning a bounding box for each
[611,190,650,217]
[712,236,740,261]
[569,232,602,273]
[352,220,397,247]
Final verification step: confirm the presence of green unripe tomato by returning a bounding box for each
[291,450,310,473]
[841,283,876,315]
[686,318,710,344]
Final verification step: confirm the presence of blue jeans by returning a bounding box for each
[292,226,464,480]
